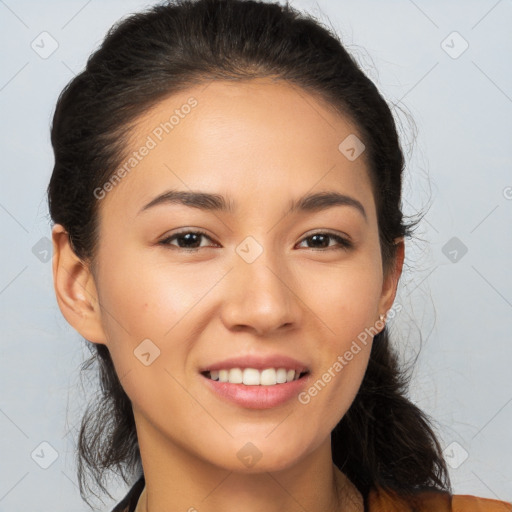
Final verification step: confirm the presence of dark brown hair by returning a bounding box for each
[47,0,451,508]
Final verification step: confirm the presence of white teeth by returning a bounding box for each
[228,368,243,384]
[207,367,304,386]
[243,368,260,385]
[260,368,277,386]
[276,368,287,383]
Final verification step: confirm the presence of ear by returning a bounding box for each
[51,224,107,345]
[378,237,405,318]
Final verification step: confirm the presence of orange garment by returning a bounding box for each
[112,475,512,511]
[368,485,512,511]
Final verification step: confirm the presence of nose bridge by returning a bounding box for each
[221,236,300,333]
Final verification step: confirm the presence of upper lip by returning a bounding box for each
[200,355,310,373]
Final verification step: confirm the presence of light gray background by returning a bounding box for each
[0,0,511,510]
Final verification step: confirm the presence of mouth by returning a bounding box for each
[201,367,311,409]
[201,368,309,386]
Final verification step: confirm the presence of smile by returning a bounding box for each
[201,369,311,409]
[203,367,309,386]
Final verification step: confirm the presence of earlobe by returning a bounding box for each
[51,224,107,345]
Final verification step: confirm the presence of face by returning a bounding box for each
[72,78,400,473]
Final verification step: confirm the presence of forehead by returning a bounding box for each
[98,78,375,220]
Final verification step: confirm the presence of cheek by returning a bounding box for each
[92,249,230,394]
[297,254,381,422]
[300,255,383,338]
[92,255,207,425]
[96,252,217,337]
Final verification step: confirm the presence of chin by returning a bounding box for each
[203,437,314,474]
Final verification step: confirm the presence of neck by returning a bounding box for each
[133,413,363,512]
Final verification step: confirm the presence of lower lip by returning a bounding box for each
[201,374,310,409]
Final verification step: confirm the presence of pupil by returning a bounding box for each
[310,234,328,248]
[177,234,331,249]
[180,233,200,248]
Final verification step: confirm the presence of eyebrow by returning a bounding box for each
[139,189,367,221]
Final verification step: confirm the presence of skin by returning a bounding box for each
[52,78,404,512]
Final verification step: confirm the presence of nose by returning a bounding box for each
[219,248,302,336]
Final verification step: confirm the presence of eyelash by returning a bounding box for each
[158,229,353,252]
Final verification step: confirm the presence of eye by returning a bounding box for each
[296,232,353,251]
[158,230,218,251]
[158,229,353,252]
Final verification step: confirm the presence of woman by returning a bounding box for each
[47,0,512,510]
